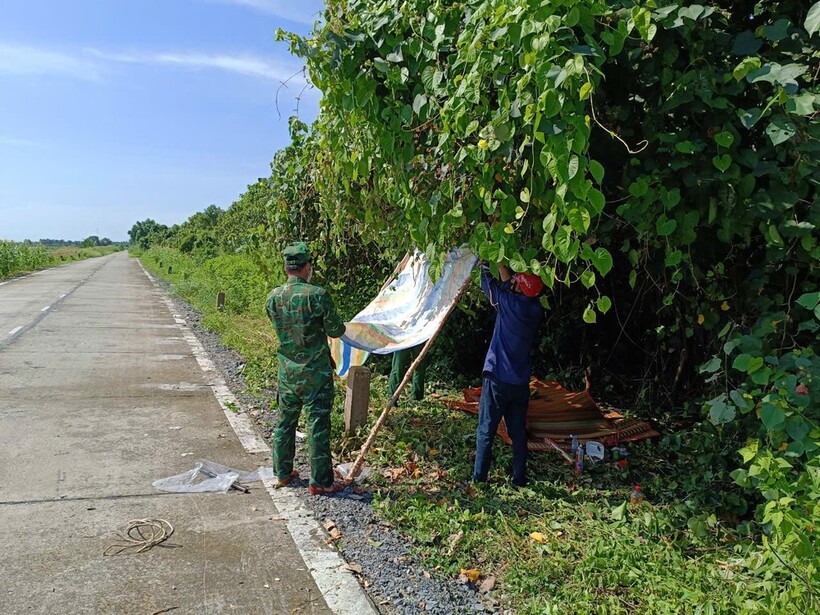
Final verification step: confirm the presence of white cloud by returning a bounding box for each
[0,44,101,80]
[0,43,307,84]
[206,0,324,26]
[89,49,305,83]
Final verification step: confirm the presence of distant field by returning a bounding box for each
[0,241,123,279]
[50,245,123,262]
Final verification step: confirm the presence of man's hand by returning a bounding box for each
[497,262,512,282]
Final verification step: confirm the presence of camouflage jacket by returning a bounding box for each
[265,277,346,386]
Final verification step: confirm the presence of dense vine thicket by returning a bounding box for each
[132,0,818,600]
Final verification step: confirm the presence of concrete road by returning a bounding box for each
[0,253,334,614]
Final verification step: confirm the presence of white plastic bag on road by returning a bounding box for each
[152,459,274,493]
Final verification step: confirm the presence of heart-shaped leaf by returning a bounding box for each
[766,118,796,145]
[412,93,427,115]
[760,403,785,430]
[806,2,820,36]
[589,160,605,184]
[786,416,810,441]
[591,248,613,276]
[568,207,591,233]
[796,291,820,311]
[596,295,612,314]
[587,188,605,214]
[656,215,678,236]
[738,107,762,128]
[628,179,648,197]
[709,399,736,425]
[712,154,732,172]
[714,131,735,147]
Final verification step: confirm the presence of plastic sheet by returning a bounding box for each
[335,462,372,481]
[152,460,274,493]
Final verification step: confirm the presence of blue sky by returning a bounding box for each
[0,0,323,242]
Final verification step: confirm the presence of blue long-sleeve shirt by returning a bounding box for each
[480,267,543,386]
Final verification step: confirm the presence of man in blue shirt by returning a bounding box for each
[473,262,544,487]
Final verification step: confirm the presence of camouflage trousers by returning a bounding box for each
[273,376,334,488]
[388,345,427,402]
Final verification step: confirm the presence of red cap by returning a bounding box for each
[514,273,544,297]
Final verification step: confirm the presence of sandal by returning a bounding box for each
[308,482,345,496]
[275,470,299,488]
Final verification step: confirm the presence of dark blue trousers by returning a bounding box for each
[473,375,529,486]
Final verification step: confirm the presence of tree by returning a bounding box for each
[128,219,169,250]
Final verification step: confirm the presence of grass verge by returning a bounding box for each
[136,246,812,615]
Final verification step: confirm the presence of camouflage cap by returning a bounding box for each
[283,241,311,266]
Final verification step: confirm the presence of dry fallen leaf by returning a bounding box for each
[529,532,546,543]
[447,530,464,553]
[423,570,431,580]
[428,448,440,457]
[383,467,405,482]
[478,575,496,593]
[343,563,363,574]
[464,484,478,499]
[323,520,337,532]
[459,568,480,583]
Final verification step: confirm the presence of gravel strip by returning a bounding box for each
[157,286,497,614]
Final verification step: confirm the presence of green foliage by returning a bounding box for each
[274,0,819,598]
[200,254,271,315]
[128,218,170,250]
[0,240,52,278]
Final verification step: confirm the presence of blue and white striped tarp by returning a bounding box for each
[329,247,477,377]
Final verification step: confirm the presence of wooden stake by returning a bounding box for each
[344,275,473,482]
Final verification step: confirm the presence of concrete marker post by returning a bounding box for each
[344,366,371,434]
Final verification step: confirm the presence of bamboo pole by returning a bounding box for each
[343,274,473,482]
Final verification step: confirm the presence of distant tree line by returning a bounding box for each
[38,237,118,248]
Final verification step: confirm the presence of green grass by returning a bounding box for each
[335,393,811,614]
[137,246,814,615]
[50,245,123,261]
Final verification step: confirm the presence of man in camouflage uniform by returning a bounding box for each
[265,242,346,495]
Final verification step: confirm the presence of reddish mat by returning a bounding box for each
[449,378,659,451]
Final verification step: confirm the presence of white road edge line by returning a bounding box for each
[41,305,50,312]
[138,261,377,615]
[9,326,23,336]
